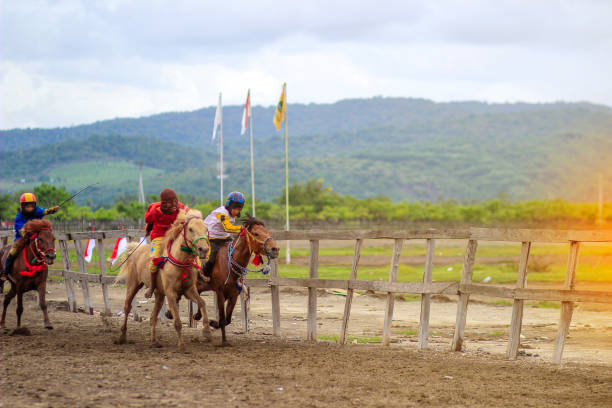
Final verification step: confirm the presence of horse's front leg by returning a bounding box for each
[150,292,165,348]
[212,290,229,346]
[16,291,24,328]
[165,291,185,352]
[183,286,212,342]
[225,291,240,328]
[37,282,52,329]
[0,284,16,329]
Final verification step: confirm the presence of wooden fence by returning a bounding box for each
[2,227,612,364]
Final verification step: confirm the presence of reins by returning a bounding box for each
[155,216,210,281]
[225,227,271,286]
[19,227,55,277]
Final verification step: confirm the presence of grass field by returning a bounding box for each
[4,160,163,191]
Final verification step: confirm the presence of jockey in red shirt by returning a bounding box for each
[143,188,187,298]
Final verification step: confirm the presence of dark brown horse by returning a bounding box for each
[202,216,279,345]
[0,219,56,330]
[169,216,279,346]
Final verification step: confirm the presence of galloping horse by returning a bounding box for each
[115,208,212,351]
[190,216,279,346]
[0,219,56,330]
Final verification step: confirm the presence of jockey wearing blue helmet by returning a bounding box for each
[202,191,246,277]
[225,191,245,216]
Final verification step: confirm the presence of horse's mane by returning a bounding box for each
[162,208,204,244]
[243,215,265,230]
[23,219,53,234]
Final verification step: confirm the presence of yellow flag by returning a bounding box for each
[273,83,286,130]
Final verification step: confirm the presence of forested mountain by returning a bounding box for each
[1,97,612,205]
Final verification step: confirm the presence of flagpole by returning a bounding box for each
[219,92,224,205]
[284,83,290,264]
[248,90,256,216]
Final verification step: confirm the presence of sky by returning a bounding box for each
[1,0,611,130]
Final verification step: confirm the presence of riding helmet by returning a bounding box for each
[225,191,245,210]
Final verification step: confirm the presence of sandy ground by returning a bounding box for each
[1,280,611,407]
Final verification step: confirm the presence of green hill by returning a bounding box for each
[1,98,612,204]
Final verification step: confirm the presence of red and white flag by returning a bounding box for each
[84,238,96,263]
[109,237,128,264]
[240,89,250,136]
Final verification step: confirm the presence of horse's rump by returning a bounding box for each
[113,242,151,284]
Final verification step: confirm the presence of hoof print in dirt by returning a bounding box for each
[10,327,32,336]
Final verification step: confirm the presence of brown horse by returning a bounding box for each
[188,216,279,346]
[114,208,212,351]
[0,219,56,330]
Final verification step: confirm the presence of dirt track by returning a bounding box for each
[1,282,611,407]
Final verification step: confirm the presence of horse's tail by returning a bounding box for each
[113,242,142,285]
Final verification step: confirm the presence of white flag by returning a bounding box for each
[212,92,222,140]
[84,239,96,263]
[240,89,250,136]
[109,237,128,264]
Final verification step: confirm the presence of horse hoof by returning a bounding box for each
[217,341,232,348]
[193,311,202,321]
[209,320,219,329]
[165,310,173,320]
[44,323,53,330]
[202,329,213,342]
[116,335,127,345]
[151,342,163,348]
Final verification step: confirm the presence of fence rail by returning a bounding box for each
[2,227,612,364]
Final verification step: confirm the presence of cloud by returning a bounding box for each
[1,0,612,129]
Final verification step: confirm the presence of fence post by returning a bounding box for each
[97,236,111,315]
[270,258,281,336]
[307,240,319,341]
[340,239,363,345]
[59,238,77,312]
[382,239,403,346]
[418,238,436,348]
[73,238,93,315]
[507,241,531,359]
[240,287,250,333]
[451,239,478,351]
[553,241,580,364]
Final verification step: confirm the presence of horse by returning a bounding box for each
[169,216,279,346]
[0,219,56,331]
[114,208,212,352]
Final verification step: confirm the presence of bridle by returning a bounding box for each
[225,225,273,284]
[180,216,211,258]
[243,227,273,255]
[165,216,210,270]
[28,227,56,263]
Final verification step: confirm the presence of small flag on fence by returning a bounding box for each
[84,238,96,263]
[240,89,251,136]
[109,237,128,264]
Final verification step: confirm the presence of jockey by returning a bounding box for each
[1,193,60,281]
[202,191,245,277]
[143,188,188,298]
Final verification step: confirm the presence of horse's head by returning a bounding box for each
[243,216,279,259]
[24,219,56,265]
[183,210,210,261]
